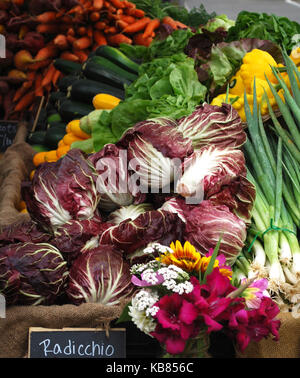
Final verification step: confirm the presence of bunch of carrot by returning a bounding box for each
[2,0,187,120]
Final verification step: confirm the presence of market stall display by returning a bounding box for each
[1,0,300,359]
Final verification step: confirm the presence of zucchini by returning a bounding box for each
[59,100,94,122]
[82,60,133,89]
[27,131,46,145]
[58,75,80,93]
[67,79,125,104]
[49,91,68,105]
[47,121,67,130]
[88,56,137,82]
[54,59,82,75]
[94,45,139,75]
[45,126,66,149]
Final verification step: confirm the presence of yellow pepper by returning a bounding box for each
[210,48,296,121]
[228,73,244,96]
[290,47,300,66]
[239,49,278,92]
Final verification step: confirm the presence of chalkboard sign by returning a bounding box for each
[28,327,126,358]
[0,121,18,152]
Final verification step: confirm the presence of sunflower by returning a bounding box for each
[157,240,202,272]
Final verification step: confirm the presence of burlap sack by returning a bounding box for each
[237,312,300,358]
[0,302,128,358]
[0,122,35,229]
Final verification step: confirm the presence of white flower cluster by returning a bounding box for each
[130,260,157,275]
[158,264,190,281]
[142,269,161,285]
[162,279,194,295]
[143,242,173,255]
[128,289,159,335]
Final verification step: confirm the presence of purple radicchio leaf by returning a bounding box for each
[66,245,135,306]
[177,103,246,150]
[0,242,68,306]
[184,200,247,265]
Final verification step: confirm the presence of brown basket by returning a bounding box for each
[0,301,129,358]
[0,122,35,229]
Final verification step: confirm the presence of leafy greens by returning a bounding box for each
[226,11,300,53]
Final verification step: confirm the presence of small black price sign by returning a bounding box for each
[0,120,18,152]
[28,327,126,358]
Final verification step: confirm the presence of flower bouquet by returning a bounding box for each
[118,240,281,358]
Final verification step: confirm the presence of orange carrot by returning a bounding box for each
[67,5,84,14]
[110,0,126,8]
[35,73,43,96]
[133,33,152,47]
[13,82,31,103]
[55,8,66,19]
[89,11,100,22]
[73,37,92,50]
[143,18,160,38]
[67,27,75,36]
[127,8,145,18]
[119,14,136,24]
[52,69,61,86]
[116,19,128,30]
[67,35,76,44]
[122,17,150,33]
[35,11,57,23]
[27,58,52,71]
[83,0,92,9]
[14,91,35,112]
[59,15,73,24]
[116,9,123,15]
[87,25,93,38]
[73,50,89,63]
[162,16,178,30]
[123,0,135,8]
[107,33,132,45]
[44,82,52,94]
[93,30,107,46]
[77,26,87,36]
[35,45,58,61]
[36,24,59,34]
[54,34,69,50]
[104,26,117,34]
[94,21,107,30]
[41,64,56,87]
[174,20,188,29]
[60,51,80,62]
[93,0,103,9]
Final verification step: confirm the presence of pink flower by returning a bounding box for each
[151,325,189,355]
[240,278,268,309]
[150,292,201,354]
[185,270,242,333]
[228,296,281,352]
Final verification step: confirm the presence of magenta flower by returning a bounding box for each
[228,296,281,352]
[150,292,200,354]
[151,325,189,355]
